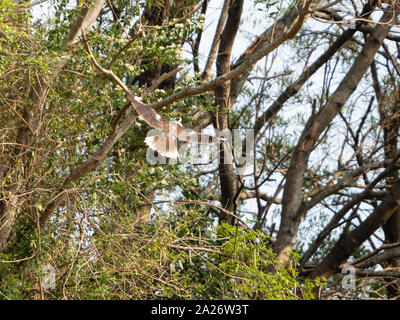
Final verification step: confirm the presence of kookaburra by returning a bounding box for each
[132,97,223,158]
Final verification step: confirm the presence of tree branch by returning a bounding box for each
[273,5,398,266]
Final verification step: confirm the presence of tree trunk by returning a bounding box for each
[213,0,244,223]
[272,6,398,266]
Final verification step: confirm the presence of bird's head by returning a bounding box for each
[174,117,183,127]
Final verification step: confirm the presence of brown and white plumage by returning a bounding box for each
[144,134,180,158]
[133,97,221,158]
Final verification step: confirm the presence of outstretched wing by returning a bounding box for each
[131,97,224,144]
[134,98,171,132]
[177,128,223,144]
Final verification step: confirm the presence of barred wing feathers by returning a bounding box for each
[145,133,179,158]
[135,100,170,132]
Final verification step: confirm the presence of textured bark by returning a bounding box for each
[372,59,400,298]
[201,0,230,81]
[353,245,400,269]
[213,0,244,223]
[272,7,398,266]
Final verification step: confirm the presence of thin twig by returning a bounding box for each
[108,31,143,69]
[142,67,183,98]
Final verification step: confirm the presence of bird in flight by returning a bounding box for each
[132,97,223,158]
